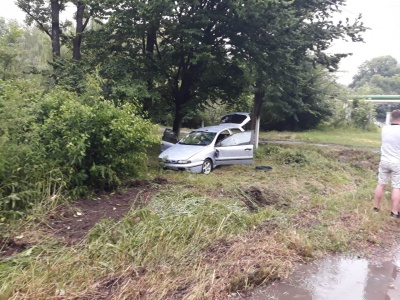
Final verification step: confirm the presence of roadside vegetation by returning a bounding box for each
[262,128,381,148]
[2,130,398,299]
[1,2,400,299]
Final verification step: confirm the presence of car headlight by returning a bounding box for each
[177,160,191,164]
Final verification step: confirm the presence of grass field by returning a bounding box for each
[2,127,399,299]
[260,128,381,148]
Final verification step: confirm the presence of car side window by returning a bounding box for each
[219,131,252,147]
[215,130,231,145]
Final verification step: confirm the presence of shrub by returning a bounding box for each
[279,149,309,166]
[38,89,158,190]
[0,79,51,218]
[0,77,158,219]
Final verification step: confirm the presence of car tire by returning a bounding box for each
[201,159,213,174]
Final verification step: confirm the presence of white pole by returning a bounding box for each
[254,117,260,149]
[386,112,391,125]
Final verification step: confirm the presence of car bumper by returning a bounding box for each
[160,161,203,173]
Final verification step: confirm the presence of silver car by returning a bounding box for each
[158,112,254,174]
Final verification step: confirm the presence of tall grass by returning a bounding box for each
[1,134,393,299]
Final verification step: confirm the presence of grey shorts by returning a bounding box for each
[378,161,400,188]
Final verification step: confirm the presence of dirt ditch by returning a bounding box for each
[0,177,168,256]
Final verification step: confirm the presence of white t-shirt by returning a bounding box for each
[381,124,400,164]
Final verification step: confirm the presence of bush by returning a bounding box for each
[0,79,49,218]
[0,77,158,219]
[38,88,158,190]
[279,149,309,166]
[350,100,377,131]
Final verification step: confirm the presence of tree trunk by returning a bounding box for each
[172,107,184,138]
[50,0,61,58]
[73,2,87,60]
[170,64,199,138]
[143,26,158,112]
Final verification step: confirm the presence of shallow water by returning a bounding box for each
[239,249,400,300]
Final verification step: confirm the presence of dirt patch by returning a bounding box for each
[241,187,290,211]
[1,178,168,256]
[333,149,380,171]
[45,178,167,244]
[292,205,325,229]
[0,237,29,257]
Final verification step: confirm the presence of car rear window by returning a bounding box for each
[220,114,247,124]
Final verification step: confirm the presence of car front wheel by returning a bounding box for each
[201,159,212,174]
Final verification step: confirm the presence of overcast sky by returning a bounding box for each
[329,0,400,85]
[1,0,399,86]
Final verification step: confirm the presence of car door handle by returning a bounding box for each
[245,148,252,151]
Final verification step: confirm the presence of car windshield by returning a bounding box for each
[179,131,216,146]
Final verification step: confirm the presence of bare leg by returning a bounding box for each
[374,183,386,210]
[391,188,400,215]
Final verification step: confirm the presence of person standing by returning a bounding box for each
[374,109,400,217]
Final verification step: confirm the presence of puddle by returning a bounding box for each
[239,249,400,300]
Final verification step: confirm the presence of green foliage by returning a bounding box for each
[0,18,24,80]
[350,56,400,122]
[85,0,366,135]
[0,131,385,299]
[37,77,159,190]
[0,76,158,219]
[350,99,377,131]
[257,144,312,167]
[279,150,310,166]
[0,18,52,80]
[261,66,345,131]
[0,79,58,218]
[350,56,400,90]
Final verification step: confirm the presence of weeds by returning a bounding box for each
[0,131,394,299]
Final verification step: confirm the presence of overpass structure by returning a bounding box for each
[353,95,400,104]
[351,95,400,125]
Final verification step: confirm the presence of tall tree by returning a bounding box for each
[86,0,366,137]
[16,0,92,61]
[16,0,65,58]
[233,0,365,142]
[0,18,24,80]
[350,56,400,89]
[261,64,342,131]
[71,1,90,60]
[88,0,250,136]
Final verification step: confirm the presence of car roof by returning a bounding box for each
[183,112,251,134]
[192,123,244,133]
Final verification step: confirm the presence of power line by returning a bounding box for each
[326,0,360,16]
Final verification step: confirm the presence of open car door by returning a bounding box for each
[161,128,178,152]
[215,131,254,165]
